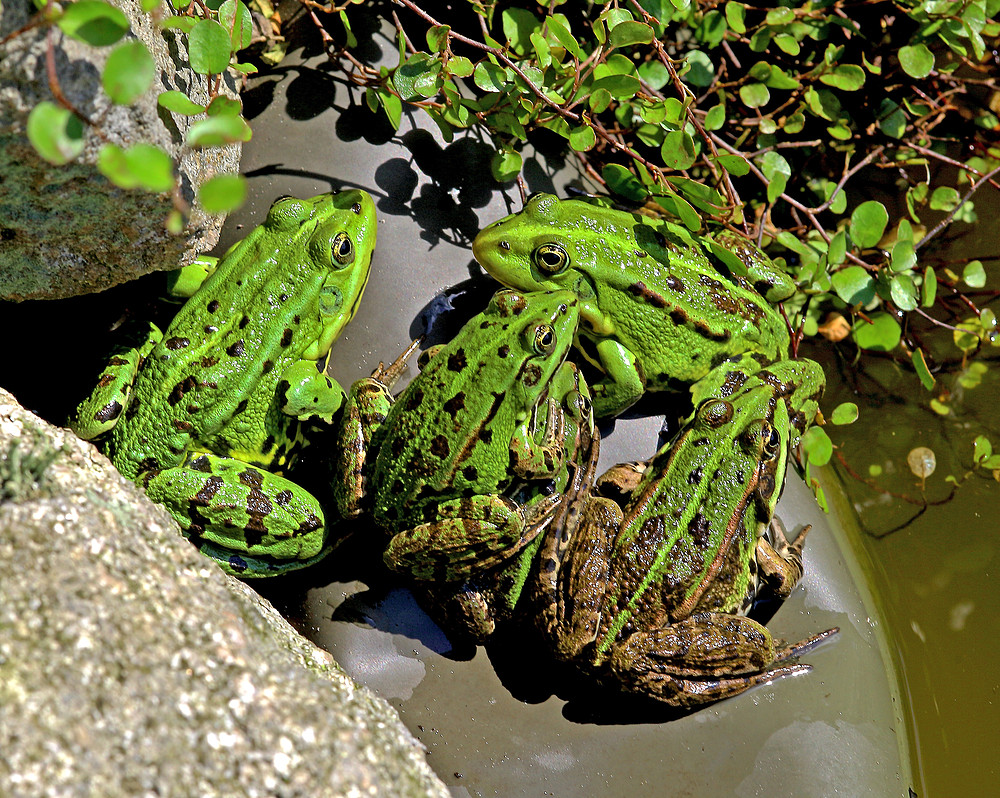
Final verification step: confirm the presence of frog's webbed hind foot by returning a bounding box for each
[605,612,837,707]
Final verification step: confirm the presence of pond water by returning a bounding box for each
[817,182,1000,796]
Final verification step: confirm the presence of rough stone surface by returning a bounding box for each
[0,387,450,798]
[0,0,242,301]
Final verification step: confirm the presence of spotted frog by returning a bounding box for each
[333,288,582,585]
[532,356,837,707]
[72,191,377,576]
[473,193,801,418]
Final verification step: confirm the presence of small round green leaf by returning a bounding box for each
[853,312,901,351]
[206,95,242,116]
[158,90,206,115]
[609,20,653,48]
[186,115,251,147]
[602,164,647,203]
[830,402,859,425]
[218,0,253,51]
[103,41,154,104]
[591,74,640,99]
[473,62,507,92]
[569,125,597,152]
[188,18,232,75]
[684,50,714,87]
[199,174,246,213]
[27,102,84,165]
[819,64,866,91]
[660,130,697,171]
[929,186,960,211]
[801,427,832,466]
[963,260,986,288]
[739,82,769,108]
[831,265,876,306]
[57,0,128,46]
[491,148,522,182]
[849,200,888,248]
[899,44,934,78]
[890,272,918,311]
[638,61,669,91]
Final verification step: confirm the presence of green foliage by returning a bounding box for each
[20,0,254,225]
[323,0,998,460]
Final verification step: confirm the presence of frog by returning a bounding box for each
[71,191,378,576]
[414,360,599,643]
[332,288,583,586]
[531,356,838,707]
[472,192,801,418]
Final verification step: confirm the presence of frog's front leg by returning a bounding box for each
[142,453,329,577]
[332,340,422,519]
[509,397,567,479]
[587,337,645,418]
[605,613,838,707]
[383,492,562,581]
[755,517,807,600]
[280,359,347,424]
[165,255,219,299]
[71,323,162,440]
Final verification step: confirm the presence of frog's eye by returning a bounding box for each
[532,243,570,275]
[532,324,556,355]
[762,424,782,458]
[331,232,354,266]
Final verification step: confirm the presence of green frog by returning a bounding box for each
[332,288,582,586]
[472,193,799,418]
[415,360,599,643]
[72,191,377,576]
[532,356,837,707]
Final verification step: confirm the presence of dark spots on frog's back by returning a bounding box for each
[627,281,668,309]
[687,466,703,485]
[239,316,250,329]
[403,386,424,412]
[168,376,198,406]
[462,465,478,482]
[234,398,249,416]
[497,344,510,358]
[226,340,245,358]
[281,328,294,347]
[262,359,274,374]
[694,319,731,344]
[430,435,450,459]
[447,349,467,372]
[206,299,220,314]
[443,392,465,417]
[688,512,712,550]
[165,336,189,350]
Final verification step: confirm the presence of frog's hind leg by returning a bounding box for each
[605,611,834,707]
[383,493,561,581]
[142,454,331,577]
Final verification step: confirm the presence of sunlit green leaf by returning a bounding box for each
[929,185,961,211]
[819,64,866,91]
[102,41,154,104]
[849,200,888,248]
[186,115,251,147]
[963,260,986,287]
[899,43,934,78]
[198,173,246,213]
[660,130,696,171]
[890,272,918,311]
[158,90,206,115]
[491,148,522,182]
[502,7,540,55]
[188,19,232,74]
[831,265,876,305]
[569,125,597,152]
[830,402,859,424]
[27,102,84,165]
[801,427,832,466]
[219,0,253,50]
[609,20,653,48]
[603,164,647,202]
[853,312,901,351]
[58,0,128,46]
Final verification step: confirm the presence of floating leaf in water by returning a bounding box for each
[907,447,936,479]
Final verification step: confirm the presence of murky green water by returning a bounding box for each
[818,187,1000,795]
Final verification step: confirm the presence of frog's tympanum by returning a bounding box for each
[333,288,584,592]
[533,357,837,707]
[72,191,377,576]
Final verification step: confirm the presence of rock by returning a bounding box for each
[0,0,242,301]
[0,387,450,798]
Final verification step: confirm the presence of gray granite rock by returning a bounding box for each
[0,0,241,301]
[0,387,450,798]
